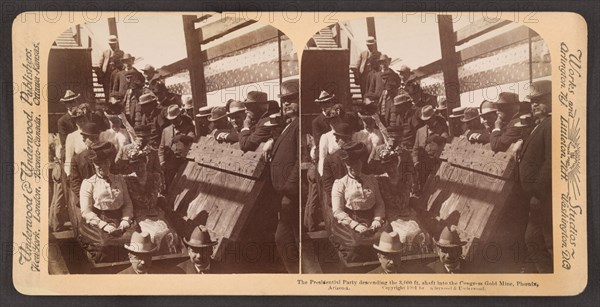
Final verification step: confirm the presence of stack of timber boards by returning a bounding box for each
[166,137,266,260]
[421,137,519,262]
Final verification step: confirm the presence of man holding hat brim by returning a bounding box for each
[159,104,196,185]
[239,91,275,152]
[176,225,218,274]
[490,92,527,152]
[208,106,238,145]
[461,107,490,145]
[352,36,378,97]
[95,35,124,100]
[426,226,468,273]
[119,231,163,274]
[518,80,553,273]
[369,231,405,274]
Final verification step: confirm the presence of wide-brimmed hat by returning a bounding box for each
[398,65,411,74]
[182,95,194,110]
[393,92,412,106]
[378,54,391,63]
[243,91,268,104]
[208,106,228,122]
[184,225,218,248]
[80,122,100,136]
[196,105,213,118]
[435,97,447,111]
[87,141,116,163]
[514,114,535,127]
[122,53,135,61]
[278,79,299,99]
[435,226,467,248]
[314,90,336,104]
[448,106,467,119]
[332,122,352,138]
[134,124,152,138]
[420,105,435,121]
[139,93,158,106]
[526,80,551,100]
[365,36,377,45]
[142,64,156,73]
[227,101,246,115]
[479,100,497,115]
[124,231,158,254]
[373,231,403,254]
[495,92,520,105]
[166,105,182,120]
[461,107,481,122]
[264,113,284,127]
[339,141,368,161]
[60,90,81,103]
[108,35,118,44]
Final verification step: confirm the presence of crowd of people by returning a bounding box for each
[49,35,301,274]
[304,36,553,274]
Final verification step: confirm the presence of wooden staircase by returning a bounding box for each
[312,27,338,48]
[349,68,362,104]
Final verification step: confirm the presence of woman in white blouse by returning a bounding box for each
[331,141,385,234]
[79,141,134,241]
[63,105,89,176]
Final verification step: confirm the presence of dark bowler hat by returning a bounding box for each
[514,114,535,127]
[243,91,268,104]
[314,90,336,104]
[264,113,283,127]
[60,89,80,103]
[495,92,520,105]
[208,106,228,122]
[373,231,403,254]
[435,226,467,248]
[124,231,157,254]
[196,105,214,118]
[80,122,100,136]
[461,107,480,122]
[184,225,218,248]
[139,93,158,106]
[479,100,497,115]
[166,105,182,120]
[87,141,116,163]
[278,79,299,99]
[527,80,551,99]
[332,122,353,138]
[448,106,466,119]
[339,141,368,161]
[134,124,152,138]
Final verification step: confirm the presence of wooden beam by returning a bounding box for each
[201,25,279,61]
[197,18,257,44]
[182,15,208,137]
[455,19,512,46]
[107,17,118,37]
[457,26,531,63]
[366,17,376,38]
[437,15,461,137]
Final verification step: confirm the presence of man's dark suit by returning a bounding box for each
[490,116,524,152]
[270,117,300,273]
[239,112,272,152]
[311,113,331,153]
[57,113,77,159]
[69,149,96,203]
[425,259,468,273]
[175,259,219,274]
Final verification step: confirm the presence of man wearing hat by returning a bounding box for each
[412,105,448,193]
[479,100,498,133]
[196,105,214,137]
[392,93,423,149]
[122,68,146,126]
[208,106,238,144]
[142,64,161,89]
[490,92,527,152]
[226,100,245,133]
[518,80,552,273]
[461,107,490,144]
[426,226,468,273]
[405,80,437,111]
[95,35,125,100]
[115,124,161,177]
[448,105,467,137]
[159,105,195,183]
[150,81,183,112]
[370,231,404,274]
[176,226,218,274]
[63,104,90,176]
[311,90,339,158]
[111,53,140,97]
[181,95,195,120]
[57,90,83,160]
[239,91,275,152]
[119,231,162,274]
[398,65,412,89]
[352,36,379,97]
[138,93,162,136]
[371,54,401,126]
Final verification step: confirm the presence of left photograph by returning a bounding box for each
[47,14,300,274]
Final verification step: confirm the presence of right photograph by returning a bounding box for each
[300,15,552,274]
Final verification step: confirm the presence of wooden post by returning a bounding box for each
[366,17,376,39]
[437,15,461,137]
[182,15,208,137]
[107,17,118,37]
